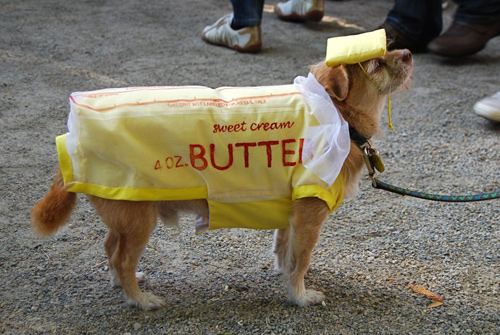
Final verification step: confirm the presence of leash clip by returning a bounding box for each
[361,142,383,188]
[362,143,379,188]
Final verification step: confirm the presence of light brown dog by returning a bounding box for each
[31,49,412,310]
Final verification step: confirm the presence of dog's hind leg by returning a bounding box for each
[273,228,290,274]
[158,202,180,228]
[285,198,329,307]
[89,197,165,310]
[104,230,146,287]
[158,200,210,232]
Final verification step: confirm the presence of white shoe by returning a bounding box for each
[473,91,500,122]
[201,14,262,53]
[275,0,324,22]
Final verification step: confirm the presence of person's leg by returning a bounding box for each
[428,0,500,56]
[231,0,265,28]
[453,0,500,24]
[201,0,264,53]
[384,0,442,48]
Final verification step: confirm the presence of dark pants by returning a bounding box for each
[231,0,265,27]
[386,0,500,42]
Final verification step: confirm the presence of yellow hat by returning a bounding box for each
[326,29,386,67]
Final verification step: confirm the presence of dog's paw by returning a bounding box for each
[111,271,147,287]
[135,272,146,283]
[110,269,121,287]
[127,292,166,310]
[273,252,286,274]
[274,266,284,275]
[289,289,325,307]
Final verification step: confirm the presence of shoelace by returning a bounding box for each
[211,17,238,47]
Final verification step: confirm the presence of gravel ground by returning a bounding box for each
[1,0,499,334]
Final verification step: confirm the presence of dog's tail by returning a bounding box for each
[31,170,77,236]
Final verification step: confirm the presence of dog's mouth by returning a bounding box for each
[390,49,413,93]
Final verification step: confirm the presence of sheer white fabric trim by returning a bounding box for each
[294,72,350,187]
[66,98,80,180]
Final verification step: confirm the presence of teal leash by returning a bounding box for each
[360,142,499,203]
[372,178,499,202]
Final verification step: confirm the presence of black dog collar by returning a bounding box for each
[348,125,371,148]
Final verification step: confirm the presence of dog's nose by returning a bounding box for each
[402,49,412,62]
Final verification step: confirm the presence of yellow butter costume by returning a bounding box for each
[57,73,351,232]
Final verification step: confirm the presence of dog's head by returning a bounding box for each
[311,49,412,198]
[311,49,413,138]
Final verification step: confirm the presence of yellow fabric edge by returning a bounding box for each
[65,182,208,201]
[56,132,342,229]
[208,198,292,231]
[292,174,345,212]
[56,134,208,201]
[56,134,74,184]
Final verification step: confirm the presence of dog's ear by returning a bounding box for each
[324,66,349,101]
[310,63,349,101]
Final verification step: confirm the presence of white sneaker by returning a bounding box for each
[201,14,262,53]
[473,91,500,122]
[275,0,325,22]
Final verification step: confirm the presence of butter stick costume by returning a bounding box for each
[57,30,386,232]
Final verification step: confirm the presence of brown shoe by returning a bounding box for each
[379,22,428,52]
[428,20,500,57]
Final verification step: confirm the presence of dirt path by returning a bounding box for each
[1,0,499,334]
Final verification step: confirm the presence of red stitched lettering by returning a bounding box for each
[213,121,248,133]
[258,141,279,167]
[190,144,208,170]
[154,160,161,170]
[189,138,303,171]
[235,121,247,132]
[165,157,174,169]
[250,121,295,132]
[175,156,184,168]
[282,139,296,167]
[298,138,304,164]
[210,143,234,170]
[235,142,257,168]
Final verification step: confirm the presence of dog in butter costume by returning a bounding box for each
[58,73,348,233]
[32,30,413,310]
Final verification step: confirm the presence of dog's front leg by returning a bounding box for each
[284,198,329,306]
[273,228,289,274]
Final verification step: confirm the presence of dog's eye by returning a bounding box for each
[374,59,384,70]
